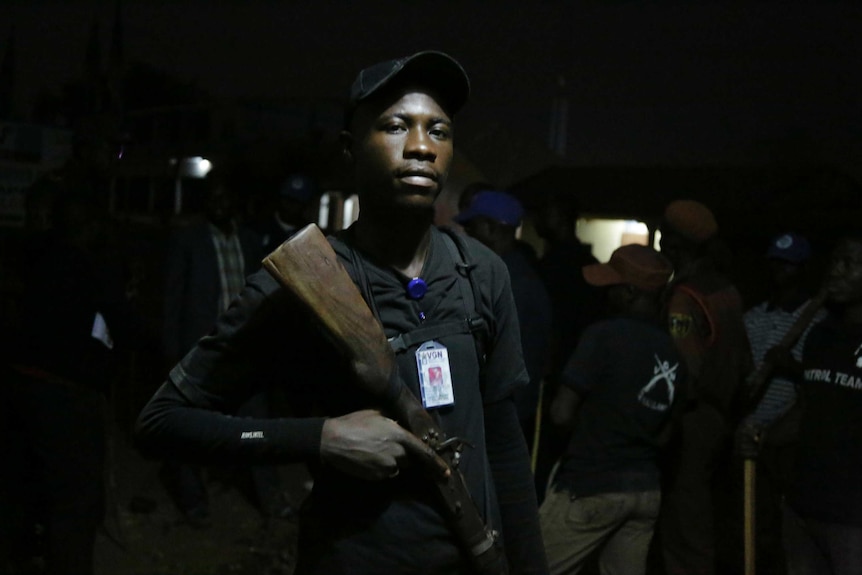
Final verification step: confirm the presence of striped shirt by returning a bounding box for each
[743,299,827,425]
[209,223,246,312]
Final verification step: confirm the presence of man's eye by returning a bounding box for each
[430,127,450,139]
[385,124,406,133]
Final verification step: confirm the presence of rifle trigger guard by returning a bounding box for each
[435,436,471,469]
[435,436,473,453]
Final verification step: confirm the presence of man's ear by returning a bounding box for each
[339,130,354,163]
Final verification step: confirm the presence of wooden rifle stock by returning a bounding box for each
[262,224,506,575]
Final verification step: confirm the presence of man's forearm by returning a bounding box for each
[134,379,325,464]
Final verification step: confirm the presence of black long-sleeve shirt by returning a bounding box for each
[136,227,547,574]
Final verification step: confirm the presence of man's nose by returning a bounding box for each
[404,129,436,160]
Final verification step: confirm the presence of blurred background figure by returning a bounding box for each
[657,199,753,575]
[160,167,291,527]
[162,167,262,367]
[531,189,605,502]
[258,173,319,256]
[734,232,826,575]
[777,233,862,575]
[533,190,603,375]
[540,244,682,575]
[2,180,156,575]
[456,189,552,450]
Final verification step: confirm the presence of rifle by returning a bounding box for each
[262,224,507,575]
[744,287,828,410]
[740,286,827,575]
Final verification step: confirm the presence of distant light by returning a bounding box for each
[343,194,359,229]
[177,156,213,178]
[318,193,330,229]
[197,158,212,175]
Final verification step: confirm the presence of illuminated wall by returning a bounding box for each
[577,218,650,262]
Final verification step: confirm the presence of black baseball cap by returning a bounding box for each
[344,51,470,127]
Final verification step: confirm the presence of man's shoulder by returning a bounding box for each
[325,229,358,267]
[246,266,281,293]
[744,301,771,320]
[435,226,506,274]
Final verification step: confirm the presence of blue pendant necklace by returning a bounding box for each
[406,277,427,322]
[406,277,427,300]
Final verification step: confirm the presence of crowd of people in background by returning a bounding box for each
[453,190,860,575]
[2,50,861,575]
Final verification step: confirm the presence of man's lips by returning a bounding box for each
[398,169,437,187]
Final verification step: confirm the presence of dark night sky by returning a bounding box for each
[5,1,862,183]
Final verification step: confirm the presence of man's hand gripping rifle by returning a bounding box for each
[262,224,507,575]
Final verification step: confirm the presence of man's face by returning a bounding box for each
[347,87,454,214]
[826,238,862,305]
[658,228,686,269]
[767,259,803,291]
[461,216,497,250]
[205,183,234,227]
[604,284,630,313]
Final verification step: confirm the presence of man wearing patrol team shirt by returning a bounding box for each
[779,234,862,574]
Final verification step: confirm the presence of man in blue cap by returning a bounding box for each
[740,232,823,431]
[735,232,826,574]
[457,189,552,451]
[136,51,547,574]
[258,173,319,255]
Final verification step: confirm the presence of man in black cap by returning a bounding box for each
[135,51,547,574]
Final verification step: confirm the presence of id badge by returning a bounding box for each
[416,341,454,409]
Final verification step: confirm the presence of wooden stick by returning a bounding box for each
[531,378,545,473]
[744,458,756,575]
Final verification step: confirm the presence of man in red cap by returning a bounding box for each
[539,244,683,575]
[657,199,753,575]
